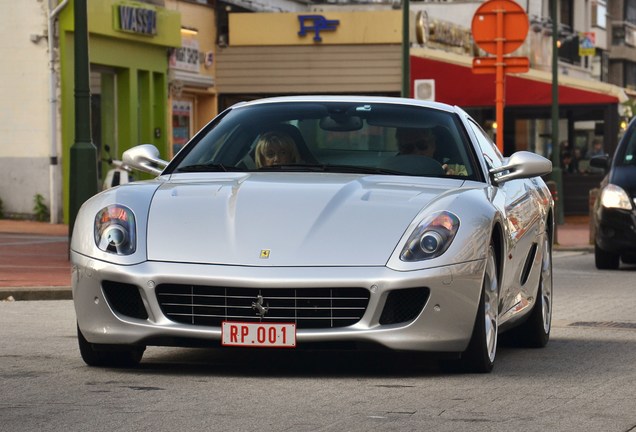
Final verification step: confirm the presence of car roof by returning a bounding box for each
[230,95,459,115]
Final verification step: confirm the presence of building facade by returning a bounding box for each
[608,0,636,98]
[215,10,403,109]
[165,0,218,158]
[0,0,54,220]
[0,0,633,220]
[0,0,218,222]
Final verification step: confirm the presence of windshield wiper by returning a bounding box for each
[258,164,402,175]
[176,163,243,173]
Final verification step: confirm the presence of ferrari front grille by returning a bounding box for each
[155,285,370,329]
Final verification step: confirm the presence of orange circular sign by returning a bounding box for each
[471,0,529,55]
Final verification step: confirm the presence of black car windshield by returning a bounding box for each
[618,126,636,167]
[168,101,480,180]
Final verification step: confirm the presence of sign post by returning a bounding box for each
[471,0,529,153]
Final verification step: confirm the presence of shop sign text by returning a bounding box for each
[298,15,339,43]
[116,4,157,36]
[169,38,200,72]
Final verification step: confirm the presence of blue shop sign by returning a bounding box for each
[298,15,339,42]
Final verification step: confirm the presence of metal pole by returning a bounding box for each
[401,0,410,98]
[69,0,98,237]
[47,0,70,224]
[551,0,564,225]
[495,6,505,153]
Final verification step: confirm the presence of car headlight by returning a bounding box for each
[94,205,136,255]
[400,211,460,261]
[600,184,633,210]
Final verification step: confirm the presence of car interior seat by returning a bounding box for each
[267,123,318,164]
[432,126,462,164]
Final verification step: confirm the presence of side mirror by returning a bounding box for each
[489,151,552,185]
[122,144,168,176]
[589,154,610,171]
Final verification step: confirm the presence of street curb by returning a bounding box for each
[554,245,594,253]
[0,287,72,301]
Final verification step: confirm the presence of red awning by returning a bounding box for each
[411,50,624,107]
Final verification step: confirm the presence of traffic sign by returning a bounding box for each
[470,0,530,153]
[472,56,529,74]
[471,0,529,55]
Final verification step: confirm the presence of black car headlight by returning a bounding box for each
[400,211,460,261]
[94,205,136,255]
[600,184,633,210]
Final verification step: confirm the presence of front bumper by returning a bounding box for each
[595,207,636,255]
[72,252,485,353]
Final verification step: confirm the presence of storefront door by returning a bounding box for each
[171,98,194,157]
[90,67,118,183]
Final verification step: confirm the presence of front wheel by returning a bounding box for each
[461,244,499,373]
[77,324,145,368]
[595,243,620,270]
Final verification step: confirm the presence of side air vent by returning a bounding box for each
[379,287,430,325]
[102,281,148,320]
[520,243,538,286]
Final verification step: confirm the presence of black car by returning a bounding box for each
[590,118,636,269]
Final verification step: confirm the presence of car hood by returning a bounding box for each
[146,173,465,266]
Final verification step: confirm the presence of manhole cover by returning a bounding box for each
[569,321,636,330]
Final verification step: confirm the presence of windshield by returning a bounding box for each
[618,124,636,167]
[167,101,480,180]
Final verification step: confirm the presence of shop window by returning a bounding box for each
[172,100,193,157]
[628,0,636,25]
[626,62,636,90]
[592,1,607,29]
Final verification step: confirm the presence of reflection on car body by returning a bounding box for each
[72,96,554,373]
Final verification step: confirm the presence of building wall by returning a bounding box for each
[217,45,401,95]
[57,0,181,223]
[165,0,218,150]
[216,11,402,98]
[0,1,54,218]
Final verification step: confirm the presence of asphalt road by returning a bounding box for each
[1,251,635,432]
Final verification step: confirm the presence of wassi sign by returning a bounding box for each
[116,4,157,36]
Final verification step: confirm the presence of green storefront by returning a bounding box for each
[58,0,180,223]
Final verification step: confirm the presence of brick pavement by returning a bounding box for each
[0,220,71,300]
[0,216,593,301]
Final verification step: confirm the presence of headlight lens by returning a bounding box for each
[600,184,633,210]
[94,205,136,255]
[400,211,460,261]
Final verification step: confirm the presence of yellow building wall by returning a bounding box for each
[230,11,402,46]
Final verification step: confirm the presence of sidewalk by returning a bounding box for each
[0,220,71,301]
[0,216,594,301]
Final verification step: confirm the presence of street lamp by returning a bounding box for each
[550,0,564,225]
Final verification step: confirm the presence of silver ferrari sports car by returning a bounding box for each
[72,96,554,372]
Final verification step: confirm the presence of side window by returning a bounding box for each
[466,120,504,170]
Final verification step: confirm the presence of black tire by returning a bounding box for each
[512,234,552,348]
[77,324,145,368]
[460,244,498,373]
[595,243,620,270]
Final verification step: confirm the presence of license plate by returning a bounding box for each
[221,321,296,348]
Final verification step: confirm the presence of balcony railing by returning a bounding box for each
[612,21,636,47]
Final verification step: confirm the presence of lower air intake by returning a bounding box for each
[379,287,429,325]
[102,281,148,320]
